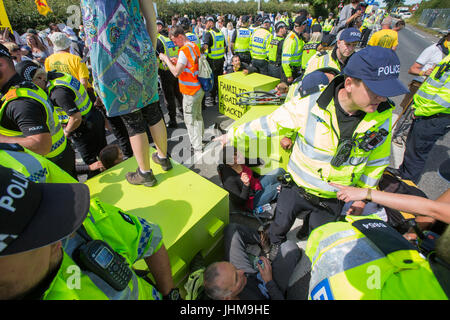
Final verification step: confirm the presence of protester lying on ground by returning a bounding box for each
[203,223,304,300]
[218,146,285,212]
[226,54,258,74]
[98,144,125,170]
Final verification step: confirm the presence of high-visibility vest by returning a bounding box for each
[301,41,320,70]
[228,75,393,198]
[0,144,77,183]
[178,42,201,96]
[323,18,334,32]
[234,28,252,53]
[0,84,67,159]
[157,33,179,71]
[282,31,304,77]
[186,32,201,51]
[47,72,92,124]
[43,198,164,300]
[250,27,272,60]
[304,50,341,77]
[249,25,257,34]
[413,54,450,117]
[207,29,225,60]
[267,35,284,64]
[306,214,448,300]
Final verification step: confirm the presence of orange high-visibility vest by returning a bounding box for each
[178,42,201,95]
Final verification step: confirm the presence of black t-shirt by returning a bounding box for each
[0,74,49,136]
[47,72,78,116]
[333,83,365,140]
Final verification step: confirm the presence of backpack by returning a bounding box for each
[378,169,428,234]
[198,54,214,93]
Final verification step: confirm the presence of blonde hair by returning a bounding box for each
[310,32,323,43]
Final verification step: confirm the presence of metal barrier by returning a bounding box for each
[418,8,450,34]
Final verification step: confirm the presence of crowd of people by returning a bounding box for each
[0,0,448,301]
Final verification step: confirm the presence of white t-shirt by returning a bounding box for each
[413,44,445,82]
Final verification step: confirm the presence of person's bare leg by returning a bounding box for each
[149,119,168,159]
[129,133,151,171]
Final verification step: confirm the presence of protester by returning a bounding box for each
[25,32,49,65]
[367,17,399,51]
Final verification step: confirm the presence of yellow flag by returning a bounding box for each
[35,0,53,16]
[0,1,13,33]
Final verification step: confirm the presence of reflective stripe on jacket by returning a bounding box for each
[0,85,67,159]
[282,31,304,77]
[207,29,225,60]
[413,54,450,117]
[250,27,272,60]
[47,72,92,124]
[178,42,201,95]
[234,28,251,53]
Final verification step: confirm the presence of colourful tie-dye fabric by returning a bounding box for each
[81,0,159,117]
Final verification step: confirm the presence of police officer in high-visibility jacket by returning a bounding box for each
[0,45,75,178]
[250,16,273,76]
[15,61,107,179]
[305,214,448,300]
[395,54,450,184]
[231,15,252,65]
[0,166,180,300]
[180,17,201,51]
[322,13,335,35]
[157,19,183,128]
[202,16,225,106]
[304,27,361,77]
[219,46,408,260]
[282,15,307,84]
[267,21,288,80]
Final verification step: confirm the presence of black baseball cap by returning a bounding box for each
[0,166,90,256]
[15,60,40,82]
[0,43,12,59]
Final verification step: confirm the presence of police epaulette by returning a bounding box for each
[377,99,395,113]
[17,81,39,91]
[0,143,24,152]
[317,51,328,57]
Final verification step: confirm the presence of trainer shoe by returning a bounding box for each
[126,168,157,187]
[152,152,173,171]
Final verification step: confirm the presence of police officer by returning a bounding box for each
[360,11,376,48]
[157,19,183,128]
[0,45,75,178]
[304,27,361,77]
[394,54,450,184]
[304,213,448,299]
[282,15,307,84]
[250,16,272,76]
[15,61,107,179]
[323,13,335,35]
[180,17,201,51]
[267,21,288,80]
[0,165,180,300]
[219,46,408,260]
[231,15,252,65]
[202,16,225,107]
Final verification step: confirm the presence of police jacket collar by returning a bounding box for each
[1,73,24,95]
[317,75,393,113]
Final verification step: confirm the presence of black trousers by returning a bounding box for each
[268,185,344,245]
[207,57,224,99]
[399,114,450,184]
[70,108,107,166]
[268,63,283,80]
[251,58,269,76]
[159,69,182,123]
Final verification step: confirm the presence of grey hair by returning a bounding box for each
[203,262,232,300]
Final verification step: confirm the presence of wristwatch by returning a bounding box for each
[163,288,181,300]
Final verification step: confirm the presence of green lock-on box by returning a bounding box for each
[84,149,229,288]
[229,104,292,175]
[218,71,280,120]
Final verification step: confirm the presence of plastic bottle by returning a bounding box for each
[253,203,271,214]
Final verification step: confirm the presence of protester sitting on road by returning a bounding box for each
[226,55,258,74]
[0,165,180,300]
[203,223,303,300]
[218,146,285,213]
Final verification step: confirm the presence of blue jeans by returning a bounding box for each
[253,168,286,208]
